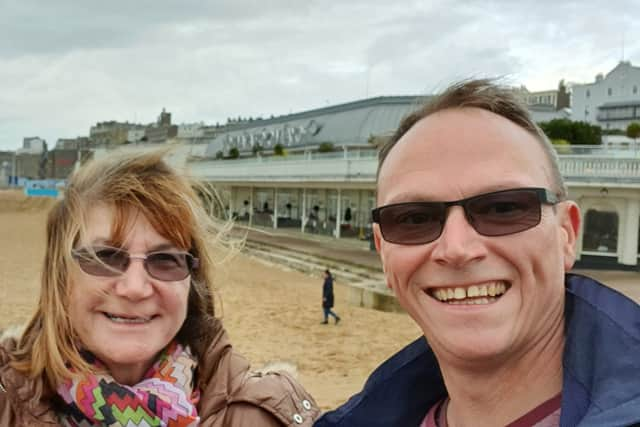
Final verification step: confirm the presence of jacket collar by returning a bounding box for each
[315,274,640,426]
[561,273,640,426]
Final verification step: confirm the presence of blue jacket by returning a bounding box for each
[315,274,640,427]
[323,276,334,309]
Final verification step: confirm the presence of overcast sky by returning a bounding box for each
[1,0,637,150]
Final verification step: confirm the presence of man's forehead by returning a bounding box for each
[376,107,552,202]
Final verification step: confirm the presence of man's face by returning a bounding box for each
[374,107,579,366]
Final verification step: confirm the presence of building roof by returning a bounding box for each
[204,95,432,156]
[598,100,640,109]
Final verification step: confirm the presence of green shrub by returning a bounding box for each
[318,142,335,152]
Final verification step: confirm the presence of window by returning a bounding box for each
[583,209,618,253]
[608,88,612,96]
[634,86,638,95]
[586,90,590,98]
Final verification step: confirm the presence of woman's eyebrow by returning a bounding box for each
[147,243,181,252]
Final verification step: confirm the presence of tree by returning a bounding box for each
[228,147,239,159]
[626,122,640,140]
[551,138,572,154]
[274,143,285,156]
[318,142,335,152]
[538,119,602,145]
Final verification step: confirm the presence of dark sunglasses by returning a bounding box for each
[72,246,199,281]
[372,187,560,245]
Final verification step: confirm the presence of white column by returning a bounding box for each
[273,188,278,229]
[227,185,234,219]
[249,187,254,224]
[301,188,307,233]
[621,199,640,265]
[335,188,342,238]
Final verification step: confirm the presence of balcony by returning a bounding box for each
[187,146,640,186]
[188,150,378,184]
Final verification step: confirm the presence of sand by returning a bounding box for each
[1,189,639,412]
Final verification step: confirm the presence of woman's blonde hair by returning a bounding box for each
[11,150,234,390]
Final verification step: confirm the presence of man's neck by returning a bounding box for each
[438,323,564,427]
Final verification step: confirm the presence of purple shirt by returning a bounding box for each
[421,394,561,427]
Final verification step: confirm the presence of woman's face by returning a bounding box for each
[68,204,191,384]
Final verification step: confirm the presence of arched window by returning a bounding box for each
[583,209,619,253]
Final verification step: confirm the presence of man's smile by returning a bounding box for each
[427,281,510,305]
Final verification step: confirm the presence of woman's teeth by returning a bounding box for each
[430,281,509,305]
[105,313,152,323]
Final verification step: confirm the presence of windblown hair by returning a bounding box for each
[11,150,235,391]
[378,79,567,198]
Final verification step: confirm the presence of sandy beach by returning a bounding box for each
[1,190,639,412]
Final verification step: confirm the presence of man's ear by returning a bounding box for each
[560,201,581,271]
[373,224,391,288]
[373,223,382,253]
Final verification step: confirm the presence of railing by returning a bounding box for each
[188,156,377,183]
[92,142,640,185]
[554,143,640,157]
[559,157,640,183]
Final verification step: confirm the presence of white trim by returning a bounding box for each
[581,251,619,257]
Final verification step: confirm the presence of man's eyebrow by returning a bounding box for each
[384,193,438,204]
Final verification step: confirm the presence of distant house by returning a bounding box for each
[571,61,640,131]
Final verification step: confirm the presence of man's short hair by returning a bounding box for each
[378,79,567,198]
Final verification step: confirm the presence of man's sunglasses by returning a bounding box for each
[372,187,560,245]
[72,246,199,281]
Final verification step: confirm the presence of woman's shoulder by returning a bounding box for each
[196,328,320,426]
[237,364,320,426]
[0,326,22,426]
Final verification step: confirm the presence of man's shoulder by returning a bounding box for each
[565,273,640,340]
[315,336,446,427]
[562,273,640,426]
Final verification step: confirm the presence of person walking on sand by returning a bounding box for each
[321,270,341,325]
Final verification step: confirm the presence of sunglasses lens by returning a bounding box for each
[76,248,128,277]
[378,203,445,244]
[146,252,192,281]
[466,189,541,236]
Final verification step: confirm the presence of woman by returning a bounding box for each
[321,270,340,325]
[0,151,319,426]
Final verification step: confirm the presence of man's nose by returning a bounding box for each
[113,258,154,300]
[430,206,487,267]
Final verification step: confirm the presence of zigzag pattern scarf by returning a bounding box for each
[57,341,200,427]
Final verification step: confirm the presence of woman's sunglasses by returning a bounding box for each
[72,246,199,281]
[372,187,560,245]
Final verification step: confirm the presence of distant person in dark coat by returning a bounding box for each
[321,270,341,325]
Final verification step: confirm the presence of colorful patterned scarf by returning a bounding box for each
[57,341,200,427]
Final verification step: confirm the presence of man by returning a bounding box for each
[315,80,640,426]
[321,269,341,324]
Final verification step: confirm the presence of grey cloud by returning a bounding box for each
[0,1,639,150]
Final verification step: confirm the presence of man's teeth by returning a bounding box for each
[431,281,508,304]
[105,313,151,323]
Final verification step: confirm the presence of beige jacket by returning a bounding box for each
[0,327,319,426]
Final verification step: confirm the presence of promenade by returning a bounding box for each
[241,224,640,303]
